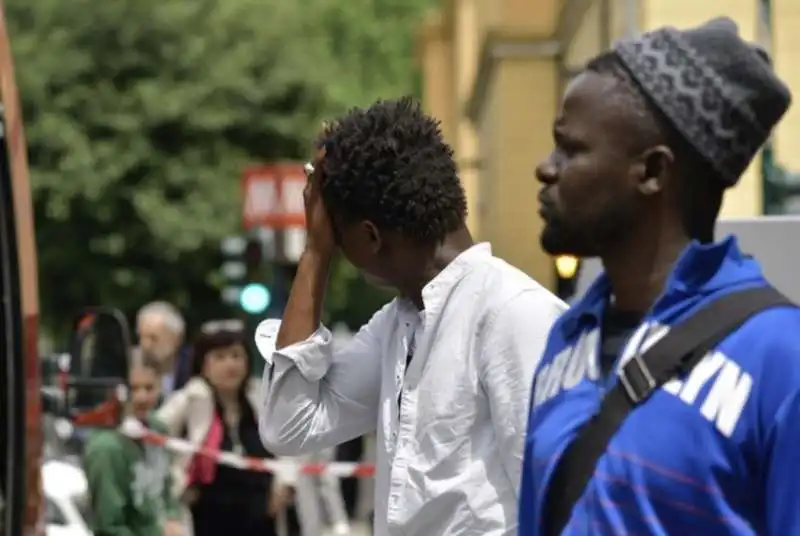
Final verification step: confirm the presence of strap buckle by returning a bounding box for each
[618,352,657,404]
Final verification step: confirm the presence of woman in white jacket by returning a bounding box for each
[157,320,350,536]
[156,322,290,536]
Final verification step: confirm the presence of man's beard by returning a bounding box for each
[540,218,603,258]
[540,210,633,259]
[142,346,174,368]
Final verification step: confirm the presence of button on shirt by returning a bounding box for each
[256,243,566,536]
[397,312,423,416]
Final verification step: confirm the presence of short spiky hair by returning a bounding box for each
[316,97,467,244]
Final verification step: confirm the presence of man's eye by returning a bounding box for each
[557,141,582,156]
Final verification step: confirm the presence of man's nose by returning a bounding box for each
[535,155,558,185]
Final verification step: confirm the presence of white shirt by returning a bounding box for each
[255,243,566,536]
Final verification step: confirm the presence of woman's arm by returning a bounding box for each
[155,380,205,436]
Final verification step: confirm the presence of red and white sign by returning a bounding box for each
[242,163,306,230]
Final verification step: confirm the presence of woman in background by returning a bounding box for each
[84,357,183,536]
[156,321,290,536]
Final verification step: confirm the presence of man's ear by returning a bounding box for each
[635,145,674,196]
[361,221,382,254]
[168,330,182,349]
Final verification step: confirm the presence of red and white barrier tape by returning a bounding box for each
[114,419,376,481]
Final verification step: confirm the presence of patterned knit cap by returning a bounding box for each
[613,17,792,187]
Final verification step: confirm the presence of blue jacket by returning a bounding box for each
[172,344,193,391]
[519,237,800,535]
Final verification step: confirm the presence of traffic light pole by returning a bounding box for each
[220,235,248,305]
[266,263,294,317]
[248,262,294,376]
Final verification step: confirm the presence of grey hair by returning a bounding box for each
[136,301,185,335]
[130,346,145,368]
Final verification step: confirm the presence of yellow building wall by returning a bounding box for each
[470,0,559,287]
[476,75,498,238]
[419,12,455,145]
[564,1,605,72]
[475,0,502,39]
[421,0,560,288]
[501,0,559,34]
[419,2,482,236]
[609,0,636,39]
[453,0,481,236]
[419,0,800,289]
[773,0,800,173]
[484,59,558,286]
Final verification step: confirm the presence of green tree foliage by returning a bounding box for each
[6,0,436,335]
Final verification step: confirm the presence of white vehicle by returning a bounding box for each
[42,460,91,536]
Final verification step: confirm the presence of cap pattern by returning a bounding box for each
[612,18,791,187]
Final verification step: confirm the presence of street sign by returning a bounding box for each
[242,163,306,230]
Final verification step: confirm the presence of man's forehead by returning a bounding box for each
[557,71,633,134]
[562,71,620,116]
[138,313,167,330]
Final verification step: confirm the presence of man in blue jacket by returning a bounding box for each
[520,17,800,536]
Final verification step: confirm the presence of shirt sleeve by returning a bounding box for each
[479,289,566,495]
[764,389,800,534]
[256,303,391,456]
[154,388,191,437]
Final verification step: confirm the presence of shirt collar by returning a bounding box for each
[398,242,492,314]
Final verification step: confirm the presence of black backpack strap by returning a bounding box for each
[542,285,793,536]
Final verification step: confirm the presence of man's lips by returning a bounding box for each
[538,191,555,219]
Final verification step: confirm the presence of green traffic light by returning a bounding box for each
[240,283,271,314]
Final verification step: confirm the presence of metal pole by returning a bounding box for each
[758,0,775,214]
[757,0,773,58]
[625,0,639,37]
[599,0,612,49]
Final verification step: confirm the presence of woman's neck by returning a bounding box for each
[217,390,240,413]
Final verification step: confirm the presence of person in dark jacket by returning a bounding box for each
[136,301,193,395]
